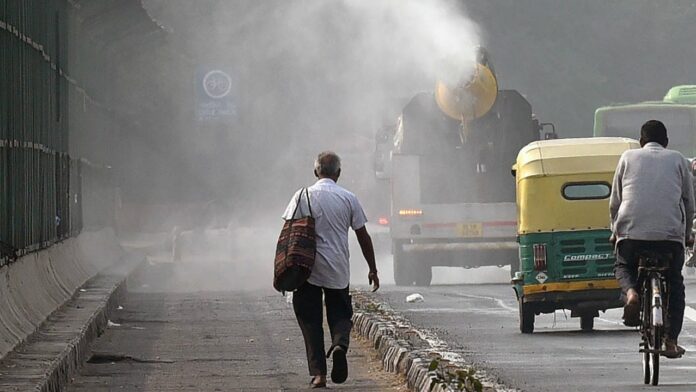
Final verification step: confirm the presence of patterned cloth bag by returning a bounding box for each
[274,188,316,292]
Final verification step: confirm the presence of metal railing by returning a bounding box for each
[1,1,79,265]
[1,0,160,266]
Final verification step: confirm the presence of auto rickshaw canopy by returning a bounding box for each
[515,137,640,234]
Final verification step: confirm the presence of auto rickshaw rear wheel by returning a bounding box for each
[519,299,535,333]
[580,315,594,331]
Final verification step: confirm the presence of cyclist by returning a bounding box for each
[687,159,696,268]
[610,119,695,358]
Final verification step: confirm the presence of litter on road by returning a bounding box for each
[406,293,424,303]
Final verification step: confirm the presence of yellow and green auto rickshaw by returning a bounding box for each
[511,137,640,333]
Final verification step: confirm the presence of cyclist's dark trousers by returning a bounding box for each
[292,282,353,376]
[615,239,685,339]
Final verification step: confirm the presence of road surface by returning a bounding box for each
[373,278,696,392]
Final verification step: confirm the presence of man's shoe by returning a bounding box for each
[686,254,696,268]
[622,289,640,327]
[309,375,327,389]
[330,345,348,384]
[678,345,686,355]
[663,339,686,359]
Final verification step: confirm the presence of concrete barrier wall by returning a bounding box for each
[0,228,124,358]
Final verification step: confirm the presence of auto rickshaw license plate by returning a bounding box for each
[456,223,483,237]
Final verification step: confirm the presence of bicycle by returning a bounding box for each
[636,249,673,386]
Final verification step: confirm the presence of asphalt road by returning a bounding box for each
[372,279,696,392]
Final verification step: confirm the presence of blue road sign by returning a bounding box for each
[195,67,237,121]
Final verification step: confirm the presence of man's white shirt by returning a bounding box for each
[282,178,367,289]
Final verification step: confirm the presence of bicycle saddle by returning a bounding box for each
[636,249,673,269]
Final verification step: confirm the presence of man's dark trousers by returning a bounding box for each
[615,239,685,340]
[293,282,353,376]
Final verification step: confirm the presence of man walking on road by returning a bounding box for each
[282,151,380,388]
[610,120,695,358]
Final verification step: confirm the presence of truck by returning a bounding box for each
[594,85,696,156]
[375,48,551,286]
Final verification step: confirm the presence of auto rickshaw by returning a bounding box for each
[511,137,640,333]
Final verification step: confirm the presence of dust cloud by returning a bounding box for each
[119,0,482,291]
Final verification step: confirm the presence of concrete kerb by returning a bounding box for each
[35,265,134,392]
[0,228,146,391]
[351,292,518,392]
[0,257,146,392]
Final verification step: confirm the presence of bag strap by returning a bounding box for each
[305,188,313,218]
[289,187,313,220]
[290,188,305,220]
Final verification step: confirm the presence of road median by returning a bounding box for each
[352,291,518,392]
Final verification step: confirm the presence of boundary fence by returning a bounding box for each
[1,1,80,265]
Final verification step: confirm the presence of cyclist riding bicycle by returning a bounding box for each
[610,120,695,359]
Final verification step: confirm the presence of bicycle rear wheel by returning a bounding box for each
[648,275,662,386]
[642,283,651,385]
[651,326,661,386]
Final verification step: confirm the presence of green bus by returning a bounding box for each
[594,85,696,156]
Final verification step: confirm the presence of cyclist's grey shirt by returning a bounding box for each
[282,178,367,289]
[610,142,695,245]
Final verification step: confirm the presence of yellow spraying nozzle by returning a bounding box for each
[434,63,498,121]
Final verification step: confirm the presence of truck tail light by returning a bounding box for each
[533,244,547,271]
[398,209,423,217]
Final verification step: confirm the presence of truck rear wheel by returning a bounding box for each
[414,263,432,286]
[393,251,413,286]
[519,299,535,334]
[393,245,432,286]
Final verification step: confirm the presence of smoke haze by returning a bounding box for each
[139,0,479,199]
[109,1,696,291]
[124,0,482,290]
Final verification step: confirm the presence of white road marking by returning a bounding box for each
[405,307,509,314]
[597,317,623,325]
[431,293,696,332]
[455,293,518,312]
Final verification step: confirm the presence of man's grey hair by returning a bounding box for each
[315,151,341,177]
